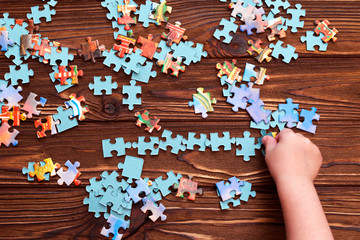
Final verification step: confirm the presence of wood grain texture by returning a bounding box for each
[0,0,359,239]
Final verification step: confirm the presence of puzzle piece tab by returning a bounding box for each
[89,76,118,95]
[297,107,320,134]
[141,197,167,221]
[213,17,238,44]
[269,40,298,64]
[102,137,132,158]
[22,92,47,118]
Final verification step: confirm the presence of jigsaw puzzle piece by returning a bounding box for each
[137,34,158,59]
[52,106,78,133]
[269,110,286,131]
[113,34,136,58]
[188,87,216,118]
[216,176,244,201]
[205,132,235,151]
[182,132,207,151]
[240,7,267,35]
[34,115,58,138]
[314,19,338,43]
[27,4,56,24]
[154,171,182,197]
[83,191,108,218]
[22,92,47,118]
[4,64,34,86]
[218,190,241,210]
[157,53,186,77]
[235,131,260,161]
[101,214,129,240]
[159,129,186,154]
[132,136,160,155]
[131,61,157,83]
[56,160,81,186]
[300,31,328,51]
[153,40,172,61]
[239,181,256,202]
[44,46,74,66]
[229,0,255,21]
[101,171,130,194]
[135,0,157,27]
[213,17,238,43]
[278,98,299,128]
[0,13,15,30]
[0,84,23,110]
[118,155,144,183]
[86,176,105,196]
[0,31,14,51]
[5,44,28,65]
[296,107,320,134]
[125,178,150,203]
[135,110,161,133]
[102,49,124,72]
[64,94,89,121]
[242,63,270,85]
[264,0,290,15]
[102,137,132,158]
[149,0,172,25]
[265,16,286,41]
[49,67,76,93]
[269,40,298,64]
[175,177,203,201]
[226,83,251,112]
[141,197,167,221]
[246,99,271,124]
[250,114,270,130]
[220,76,236,98]
[78,37,106,63]
[161,21,187,47]
[285,4,306,33]
[122,49,147,75]
[122,80,142,110]
[89,76,118,95]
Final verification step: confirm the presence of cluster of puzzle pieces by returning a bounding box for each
[84,154,202,239]
[22,158,81,186]
[214,0,338,63]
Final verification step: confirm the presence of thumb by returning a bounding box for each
[262,135,278,155]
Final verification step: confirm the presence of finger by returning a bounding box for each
[262,135,278,155]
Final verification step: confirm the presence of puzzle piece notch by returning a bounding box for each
[122,80,142,110]
[89,76,118,95]
[269,40,298,64]
[56,160,81,186]
[297,107,320,134]
[159,129,186,154]
[157,53,186,77]
[141,197,167,222]
[22,92,47,119]
[175,176,203,201]
[132,136,160,155]
[154,171,182,197]
[125,178,150,203]
[264,0,290,15]
[213,17,238,44]
[188,87,216,118]
[235,131,260,161]
[161,21,187,47]
[278,98,299,128]
[205,132,235,151]
[135,110,161,133]
[300,31,328,52]
[34,115,58,138]
[269,110,286,131]
[246,98,271,124]
[182,132,207,151]
[27,4,56,24]
[216,176,244,202]
[102,137,132,158]
[285,4,306,33]
[314,19,338,43]
[118,155,144,184]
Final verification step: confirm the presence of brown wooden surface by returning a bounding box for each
[0,0,359,239]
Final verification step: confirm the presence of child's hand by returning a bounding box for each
[262,129,323,184]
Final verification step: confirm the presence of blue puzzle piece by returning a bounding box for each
[44,46,74,66]
[7,23,29,45]
[22,161,49,181]
[132,136,159,155]
[99,186,128,214]
[159,129,186,154]
[171,41,197,66]
[192,43,208,63]
[246,99,271,124]
[285,4,306,33]
[86,176,105,196]
[226,83,251,112]
[265,0,290,15]
[122,49,147,75]
[153,40,172,61]
[0,31,14,51]
[135,0,157,27]
[49,66,75,93]
[103,48,124,72]
[213,17,238,44]
[101,214,129,239]
[216,176,244,202]
[0,13,14,29]
[101,171,129,193]
[250,114,270,130]
[297,107,320,134]
[131,61,157,83]
[112,21,132,40]
[218,190,241,210]
[220,76,236,97]
[269,110,286,131]
[102,137,132,158]
[278,98,299,128]
[103,0,119,20]
[235,131,260,161]
[154,171,182,197]
[5,44,29,65]
[4,64,34,86]
[205,132,235,151]
[27,4,56,24]
[52,106,78,133]
[182,132,207,151]
[89,76,118,95]
[269,40,298,64]
[118,155,144,183]
[300,31,328,51]
[83,191,108,218]
[122,80,142,110]
[125,178,150,203]
[0,84,23,109]
[239,181,256,202]
[143,177,162,202]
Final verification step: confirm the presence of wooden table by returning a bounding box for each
[1,0,359,239]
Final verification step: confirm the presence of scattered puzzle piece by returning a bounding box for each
[264,0,290,15]
[0,105,26,126]
[153,40,172,61]
[64,93,89,121]
[246,98,271,124]
[239,181,256,202]
[22,92,47,118]
[157,53,185,77]
[229,0,255,21]
[83,191,107,218]
[0,31,14,51]
[216,59,242,84]
[216,176,244,202]
[265,17,286,41]
[0,123,19,146]
[159,129,186,154]
[218,191,240,210]
[52,106,78,133]
[161,21,187,46]
[102,137,132,158]
[101,214,129,239]
[314,19,338,43]
[137,34,158,59]
[54,65,83,85]
[135,110,161,133]
[235,131,260,161]
[122,80,142,110]
[131,61,157,83]
[89,76,118,95]
[0,84,23,110]
[247,39,272,63]
[182,132,207,151]
[269,110,286,131]
[27,4,56,24]
[113,34,136,58]
[78,37,105,63]
[118,155,144,183]
[34,115,58,138]
[117,0,137,31]
[205,132,235,151]
[213,17,238,44]
[125,178,150,203]
[135,0,157,27]
[242,63,270,85]
[285,4,306,33]
[226,83,251,111]
[56,160,81,186]
[154,171,182,197]
[278,98,299,128]
[300,31,328,51]
[22,162,36,181]
[175,176,203,201]
[188,87,216,118]
[122,49,147,75]
[141,197,167,221]
[44,46,74,66]
[4,64,34,86]
[102,48,124,72]
[269,40,298,64]
[240,8,267,35]
[297,107,320,134]
[29,158,60,181]
[149,0,172,25]
[133,136,160,155]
